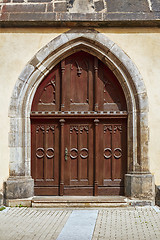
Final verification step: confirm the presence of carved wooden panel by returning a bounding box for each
[63,51,94,111]
[39,78,56,105]
[64,120,94,195]
[31,51,127,113]
[103,125,112,180]
[97,119,127,195]
[97,60,127,111]
[31,64,60,111]
[31,120,60,195]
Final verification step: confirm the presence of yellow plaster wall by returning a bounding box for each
[0,27,160,191]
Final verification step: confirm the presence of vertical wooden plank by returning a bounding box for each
[94,119,99,196]
[112,124,122,180]
[79,125,88,180]
[44,124,47,181]
[61,60,65,111]
[77,126,81,182]
[94,57,98,111]
[36,125,45,180]
[88,55,94,111]
[70,125,78,180]
[122,119,127,178]
[103,124,112,180]
[31,121,36,180]
[54,123,60,185]
[59,119,65,196]
[46,125,55,180]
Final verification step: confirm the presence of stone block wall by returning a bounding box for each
[0,0,160,27]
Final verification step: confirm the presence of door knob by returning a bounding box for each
[65,147,68,161]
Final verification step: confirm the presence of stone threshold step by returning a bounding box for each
[32,196,126,203]
[32,196,128,208]
[5,196,154,207]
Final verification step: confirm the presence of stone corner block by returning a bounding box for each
[6,198,32,207]
[155,185,160,206]
[4,177,34,200]
[18,64,35,82]
[125,173,155,200]
[0,191,3,206]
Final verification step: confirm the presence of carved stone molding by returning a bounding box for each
[6,29,154,200]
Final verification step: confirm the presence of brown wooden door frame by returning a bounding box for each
[31,51,127,196]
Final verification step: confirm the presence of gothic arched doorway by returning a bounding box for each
[31,51,127,196]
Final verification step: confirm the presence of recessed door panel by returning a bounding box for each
[98,119,127,195]
[63,52,94,111]
[31,120,60,195]
[63,120,94,195]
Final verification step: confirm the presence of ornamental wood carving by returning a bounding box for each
[31,51,127,196]
[31,51,127,113]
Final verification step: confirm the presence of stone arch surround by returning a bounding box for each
[5,29,155,201]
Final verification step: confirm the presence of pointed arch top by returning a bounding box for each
[9,29,149,180]
[10,29,148,118]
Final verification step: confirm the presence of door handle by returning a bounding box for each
[65,147,68,161]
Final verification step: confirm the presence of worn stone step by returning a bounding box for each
[6,196,154,207]
[31,196,128,208]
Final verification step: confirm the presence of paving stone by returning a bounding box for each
[92,207,160,240]
[0,208,72,240]
[57,210,98,240]
[0,207,160,240]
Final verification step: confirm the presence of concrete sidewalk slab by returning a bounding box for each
[57,210,98,240]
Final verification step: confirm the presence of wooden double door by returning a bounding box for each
[31,118,127,196]
[31,51,127,196]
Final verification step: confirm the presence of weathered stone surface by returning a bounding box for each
[151,0,160,12]
[106,0,150,12]
[28,0,51,2]
[1,0,11,2]
[6,198,32,207]
[0,191,3,206]
[94,0,105,12]
[9,12,57,21]
[47,2,53,12]
[5,177,34,199]
[2,4,46,13]
[0,11,160,27]
[54,1,67,12]
[0,0,160,27]
[125,174,155,200]
[18,64,35,82]
[155,185,160,206]
[13,0,24,3]
[68,0,95,13]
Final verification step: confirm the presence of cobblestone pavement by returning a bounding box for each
[0,208,71,240]
[0,206,160,240]
[93,207,160,240]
